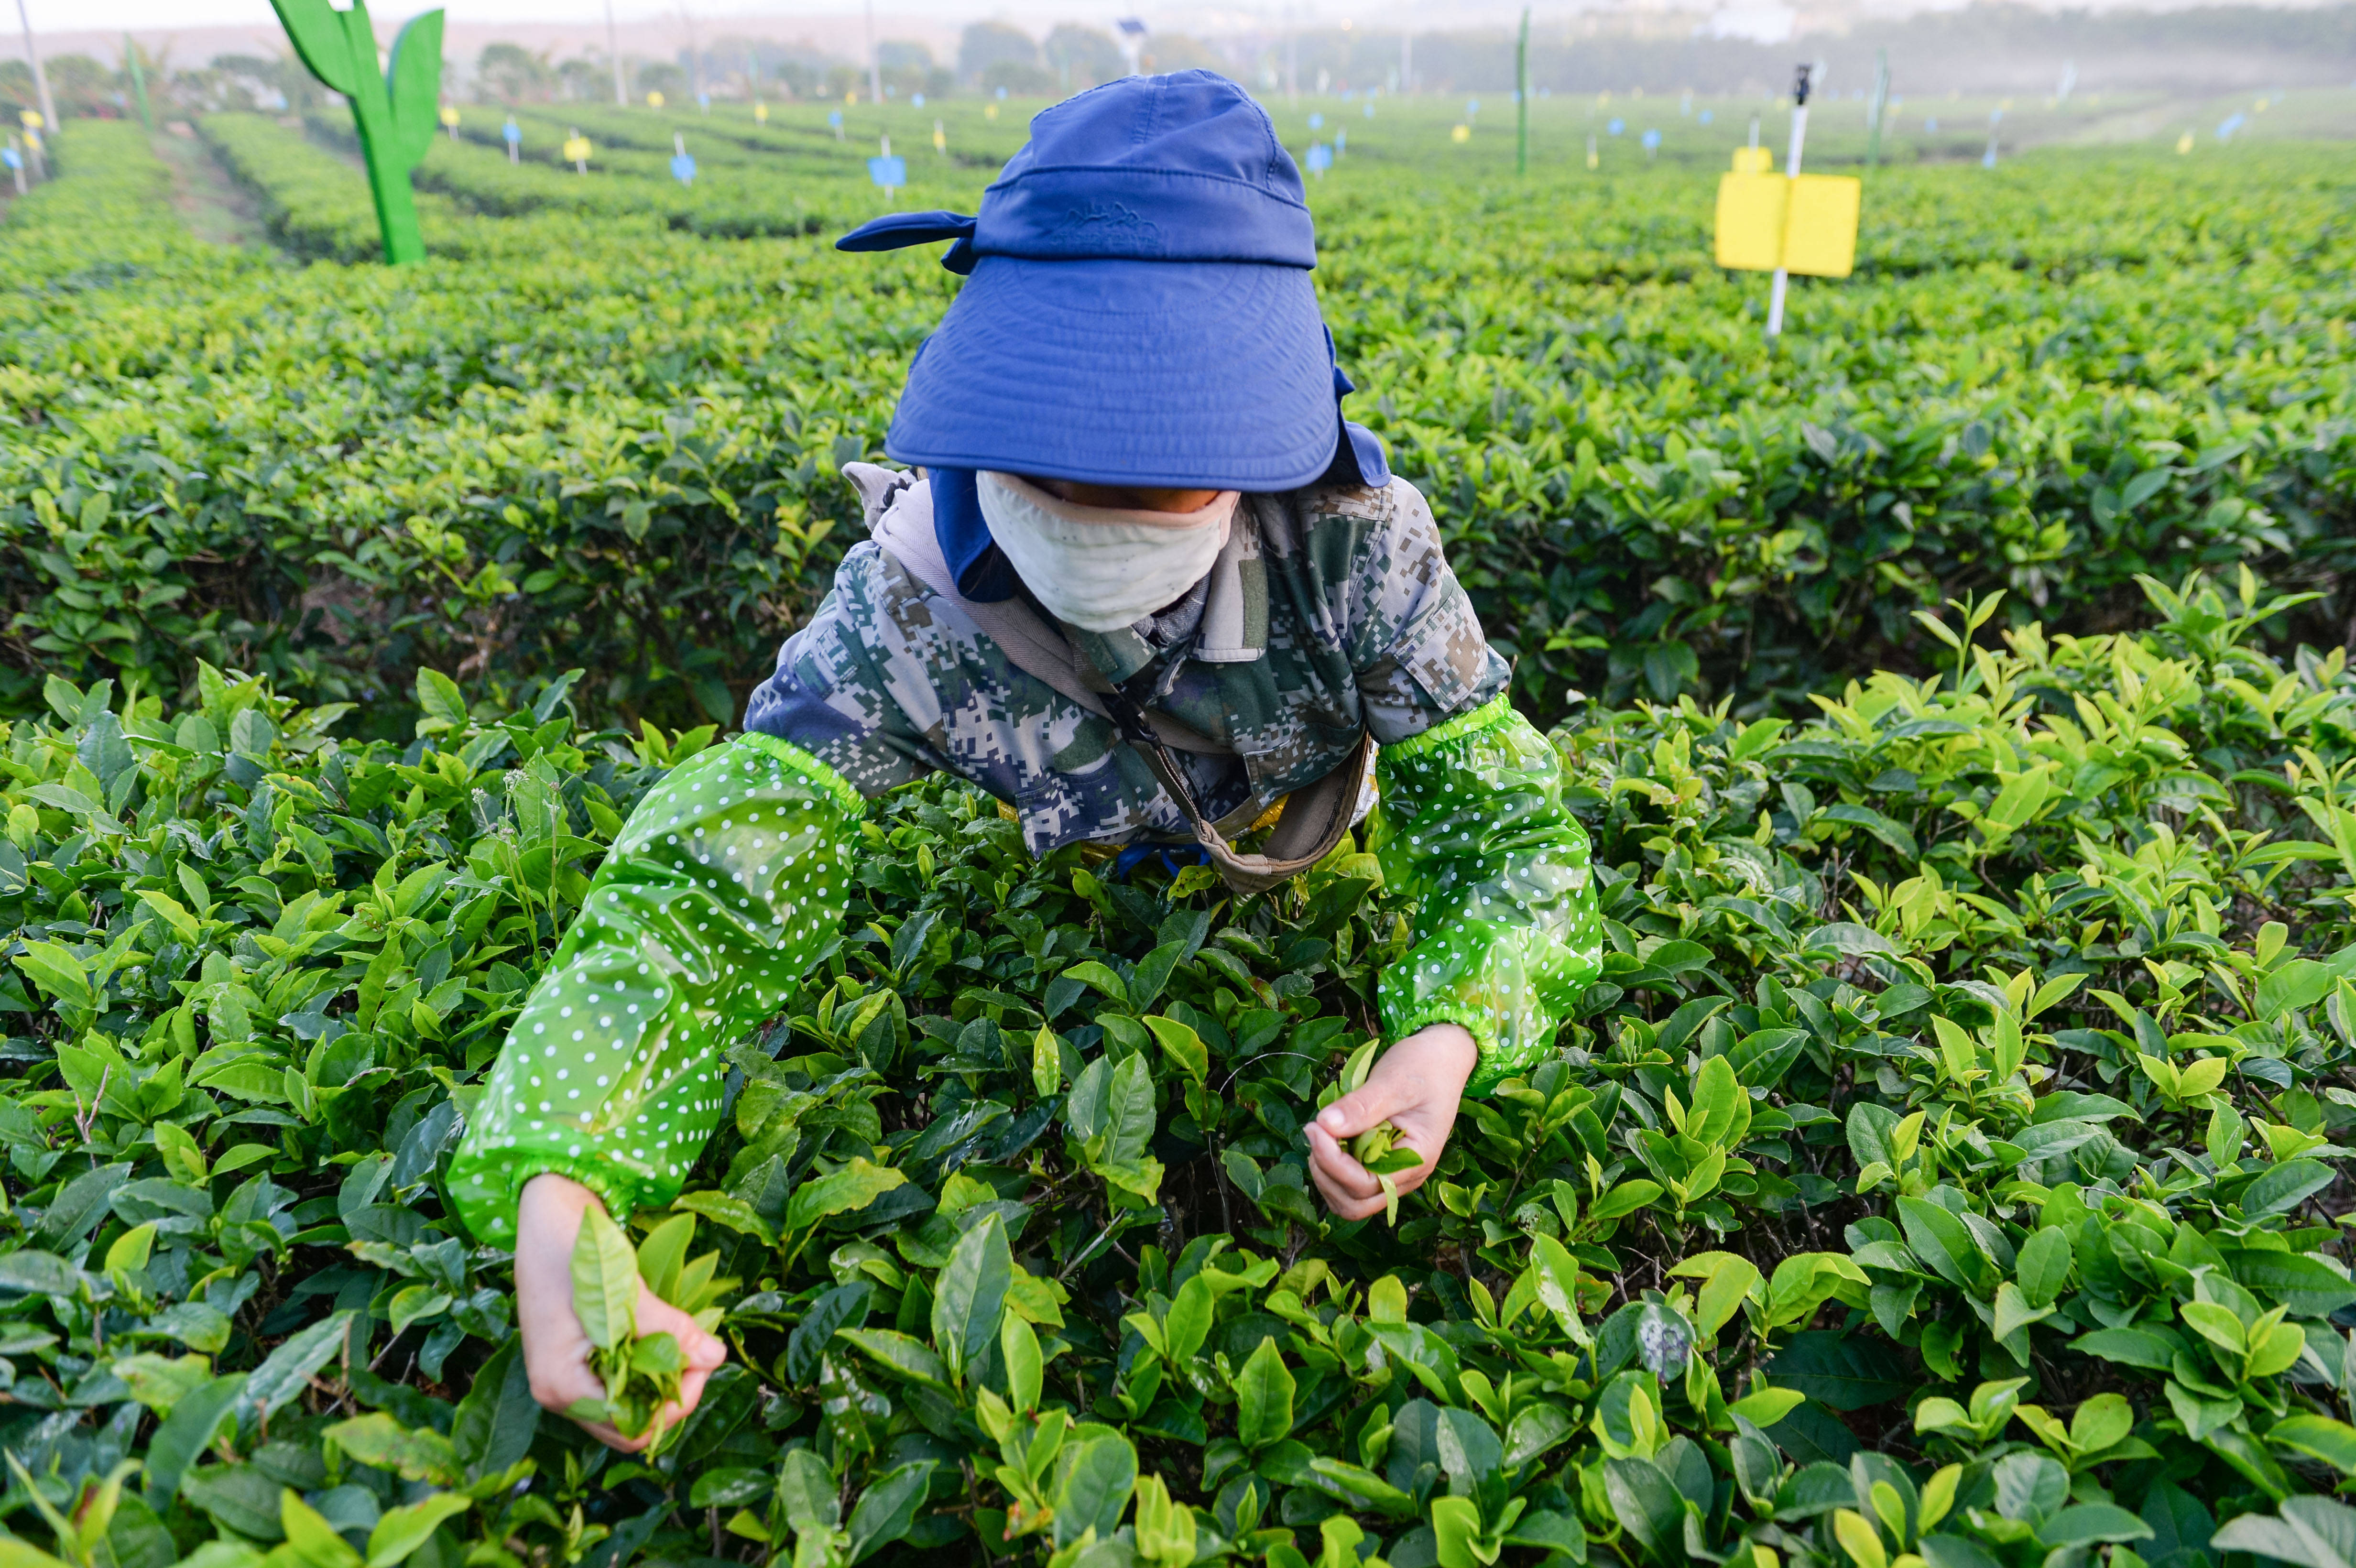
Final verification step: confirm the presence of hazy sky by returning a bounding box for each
[15,0,1260,22]
[26,1,847,20]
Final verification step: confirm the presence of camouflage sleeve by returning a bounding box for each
[1368,696,1603,1095]
[742,543,955,797]
[1342,477,1511,743]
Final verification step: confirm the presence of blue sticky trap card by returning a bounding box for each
[1642,128,1661,149]
[1308,112,1323,129]
[1608,117,1625,135]
[868,155,906,188]
[671,152,696,184]
[1,149,19,170]
[1305,142,1332,174]
[502,118,520,144]
[828,109,843,128]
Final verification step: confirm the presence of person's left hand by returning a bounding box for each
[1303,1024,1477,1221]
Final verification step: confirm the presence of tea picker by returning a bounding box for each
[448,71,1603,1443]
[1712,63,1862,339]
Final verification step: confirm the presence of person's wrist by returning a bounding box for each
[1404,1022,1478,1081]
[522,1171,596,1209]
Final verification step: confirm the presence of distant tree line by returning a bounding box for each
[0,1,2344,132]
[1273,2,2356,97]
[953,22,1225,96]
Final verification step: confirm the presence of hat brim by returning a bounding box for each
[883,257,1339,492]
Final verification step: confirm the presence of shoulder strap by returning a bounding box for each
[1095,673,1372,896]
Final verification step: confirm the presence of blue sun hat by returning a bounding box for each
[837,70,1387,602]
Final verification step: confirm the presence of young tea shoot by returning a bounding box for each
[568,1208,731,1442]
[1328,1039,1426,1224]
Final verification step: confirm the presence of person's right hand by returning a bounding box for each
[514,1173,728,1452]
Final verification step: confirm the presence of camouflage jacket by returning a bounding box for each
[743,472,1508,854]
[446,474,1608,1238]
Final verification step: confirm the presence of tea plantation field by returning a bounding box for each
[1,89,2356,1568]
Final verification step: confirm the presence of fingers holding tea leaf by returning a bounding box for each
[1349,1118,1396,1167]
[1370,1138,1428,1225]
[570,1206,640,1353]
[633,1332,684,1380]
[566,1206,727,1446]
[1306,1122,1386,1220]
[1347,1121,1428,1225]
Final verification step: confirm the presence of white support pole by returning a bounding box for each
[865,0,882,107]
[1766,65,1811,340]
[606,0,625,105]
[14,0,56,143]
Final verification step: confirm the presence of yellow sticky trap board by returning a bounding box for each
[1781,175,1861,277]
[1715,171,1789,271]
[1714,151,1863,278]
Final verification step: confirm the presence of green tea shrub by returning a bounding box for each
[0,121,878,727]
[7,122,2352,734]
[195,113,469,264]
[300,111,835,240]
[9,574,2356,1566]
[4,120,188,286]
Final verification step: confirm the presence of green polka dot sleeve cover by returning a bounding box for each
[1370,694,1604,1096]
[446,733,863,1244]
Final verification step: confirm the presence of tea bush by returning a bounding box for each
[4,119,2353,734]
[0,120,875,727]
[305,113,837,240]
[193,115,476,265]
[9,572,2356,1568]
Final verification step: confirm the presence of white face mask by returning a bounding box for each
[976,470,1239,633]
